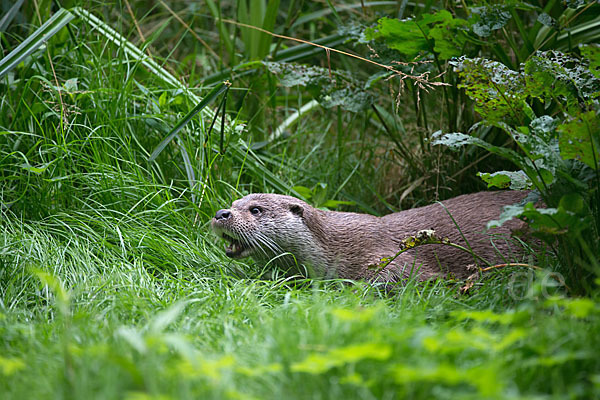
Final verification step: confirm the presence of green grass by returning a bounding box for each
[1,2,600,399]
[2,220,600,399]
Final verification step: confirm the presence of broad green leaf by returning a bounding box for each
[332,307,377,323]
[321,199,355,209]
[291,185,313,200]
[291,343,391,374]
[364,11,468,60]
[319,89,372,112]
[265,62,373,112]
[428,16,468,59]
[558,111,600,169]
[470,5,512,37]
[329,343,392,363]
[525,51,600,112]
[499,122,561,167]
[431,131,487,150]
[559,193,585,214]
[530,115,559,139]
[450,309,527,325]
[392,363,502,395]
[364,17,428,59]
[432,131,524,165]
[236,363,283,377]
[291,353,338,374]
[264,62,324,86]
[580,44,600,78]
[478,170,532,190]
[451,57,527,124]
[545,297,597,318]
[486,191,541,229]
[158,91,168,108]
[520,203,588,237]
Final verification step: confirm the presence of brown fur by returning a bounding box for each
[211,191,532,281]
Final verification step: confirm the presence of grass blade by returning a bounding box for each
[148,82,229,162]
[259,0,281,57]
[0,0,25,32]
[71,8,192,100]
[0,8,74,78]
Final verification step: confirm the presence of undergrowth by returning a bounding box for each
[1,1,599,398]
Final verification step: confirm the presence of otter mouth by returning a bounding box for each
[220,232,250,258]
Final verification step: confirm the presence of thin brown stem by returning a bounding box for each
[219,18,449,89]
[124,0,153,59]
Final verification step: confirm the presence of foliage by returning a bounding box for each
[1,0,600,398]
[433,49,600,293]
[364,11,469,60]
[264,61,373,112]
[2,233,600,399]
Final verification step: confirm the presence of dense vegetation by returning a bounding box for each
[1,1,599,398]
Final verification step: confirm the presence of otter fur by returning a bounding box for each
[211,191,532,281]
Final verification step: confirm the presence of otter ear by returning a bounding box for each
[288,202,304,217]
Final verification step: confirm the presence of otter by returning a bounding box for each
[211,191,533,281]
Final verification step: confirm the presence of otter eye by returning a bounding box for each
[250,206,262,216]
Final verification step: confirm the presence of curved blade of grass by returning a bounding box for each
[0,0,25,32]
[148,82,228,162]
[177,139,196,204]
[71,8,190,99]
[324,0,342,24]
[0,8,74,78]
[220,86,228,154]
[555,16,600,49]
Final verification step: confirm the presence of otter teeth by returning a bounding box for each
[221,233,246,258]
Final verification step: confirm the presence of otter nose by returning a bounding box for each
[215,209,231,220]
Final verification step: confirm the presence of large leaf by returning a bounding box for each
[478,170,532,190]
[580,44,600,78]
[364,17,429,59]
[470,5,512,37]
[432,130,554,189]
[364,11,468,60]
[451,57,528,124]
[264,62,373,112]
[558,111,600,169]
[524,51,600,112]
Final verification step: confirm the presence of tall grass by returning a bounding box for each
[1,1,599,399]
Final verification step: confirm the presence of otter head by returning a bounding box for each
[211,193,312,264]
